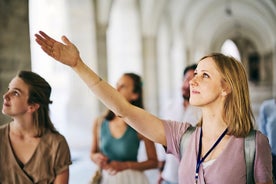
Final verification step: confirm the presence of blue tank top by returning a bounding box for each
[100,119,140,161]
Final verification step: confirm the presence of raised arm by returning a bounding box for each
[35,31,166,145]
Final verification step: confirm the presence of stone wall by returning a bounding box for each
[0,0,30,124]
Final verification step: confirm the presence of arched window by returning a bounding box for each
[221,39,241,61]
[248,52,260,83]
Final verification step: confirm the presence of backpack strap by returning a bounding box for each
[244,129,256,184]
[180,125,196,158]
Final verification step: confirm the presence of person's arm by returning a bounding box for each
[54,169,69,184]
[255,132,273,184]
[90,117,109,168]
[90,117,100,156]
[124,134,158,171]
[258,103,267,135]
[35,31,166,146]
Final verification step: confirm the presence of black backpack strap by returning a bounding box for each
[244,130,256,184]
[180,125,196,159]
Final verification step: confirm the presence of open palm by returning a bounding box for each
[35,31,80,67]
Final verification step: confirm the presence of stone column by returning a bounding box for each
[94,23,109,113]
[273,44,276,98]
[29,0,99,148]
[142,36,158,115]
[0,0,30,125]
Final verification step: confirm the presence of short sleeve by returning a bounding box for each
[162,120,191,159]
[254,131,273,183]
[258,102,267,135]
[54,135,72,175]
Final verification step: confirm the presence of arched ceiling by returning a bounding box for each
[96,0,276,56]
[175,0,276,54]
[140,0,276,54]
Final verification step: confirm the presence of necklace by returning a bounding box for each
[194,128,228,184]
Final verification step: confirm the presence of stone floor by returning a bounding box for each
[69,148,96,184]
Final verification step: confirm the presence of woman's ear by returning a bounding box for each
[221,81,231,97]
[28,103,40,113]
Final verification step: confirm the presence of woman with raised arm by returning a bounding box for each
[35,31,273,184]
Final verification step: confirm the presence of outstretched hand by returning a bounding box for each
[35,31,80,67]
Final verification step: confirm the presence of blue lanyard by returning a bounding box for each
[195,128,228,184]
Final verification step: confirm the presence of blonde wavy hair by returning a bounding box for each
[197,53,254,137]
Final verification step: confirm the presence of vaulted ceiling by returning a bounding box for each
[96,0,276,57]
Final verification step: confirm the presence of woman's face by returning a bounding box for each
[189,57,225,108]
[2,77,30,117]
[116,75,138,102]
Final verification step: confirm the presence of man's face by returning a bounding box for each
[181,69,195,100]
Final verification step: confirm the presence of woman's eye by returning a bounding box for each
[12,91,20,96]
[203,73,209,78]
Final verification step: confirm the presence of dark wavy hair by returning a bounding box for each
[18,71,58,137]
[105,73,144,120]
[183,63,197,76]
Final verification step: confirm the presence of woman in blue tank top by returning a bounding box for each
[90,73,158,184]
